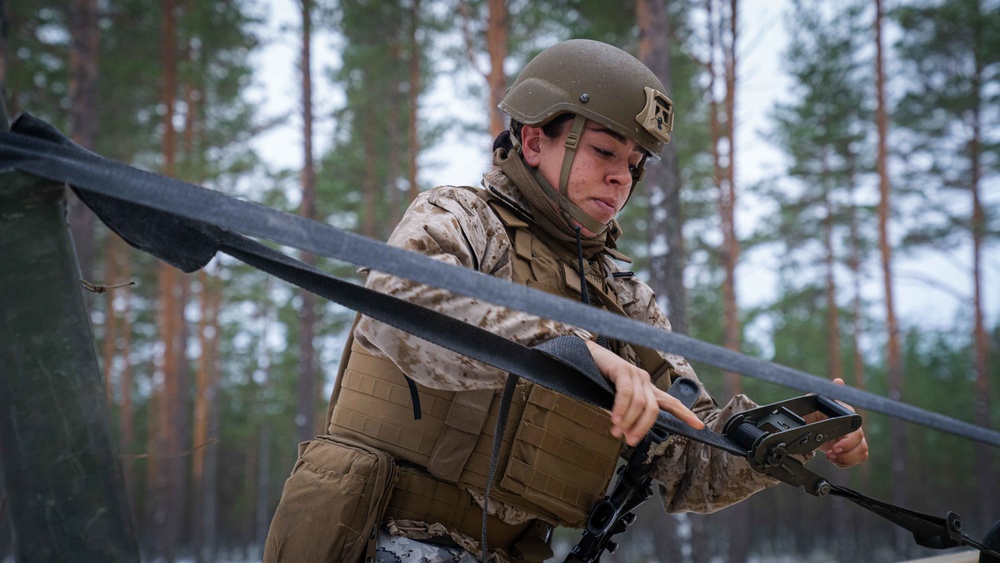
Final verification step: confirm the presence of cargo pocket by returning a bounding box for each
[264,435,397,563]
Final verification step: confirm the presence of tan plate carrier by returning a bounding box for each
[327,191,673,557]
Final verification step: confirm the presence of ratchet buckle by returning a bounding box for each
[723,395,862,496]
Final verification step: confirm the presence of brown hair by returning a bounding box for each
[491,114,575,153]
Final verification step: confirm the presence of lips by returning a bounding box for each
[591,198,617,216]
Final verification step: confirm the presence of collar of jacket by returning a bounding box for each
[486,148,629,262]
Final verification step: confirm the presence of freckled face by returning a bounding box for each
[522,120,645,236]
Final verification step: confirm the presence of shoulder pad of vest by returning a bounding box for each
[480,187,532,228]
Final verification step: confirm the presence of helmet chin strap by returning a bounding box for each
[525,115,608,237]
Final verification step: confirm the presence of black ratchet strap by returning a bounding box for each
[0,114,732,452]
[3,112,999,561]
[1,113,997,450]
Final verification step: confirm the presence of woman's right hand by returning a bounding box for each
[585,339,705,447]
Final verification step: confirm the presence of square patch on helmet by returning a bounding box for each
[636,86,674,144]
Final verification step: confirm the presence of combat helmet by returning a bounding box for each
[499,39,674,236]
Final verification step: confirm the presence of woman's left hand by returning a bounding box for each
[810,378,869,468]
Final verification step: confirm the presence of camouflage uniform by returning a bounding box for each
[358,167,779,560]
[375,530,481,563]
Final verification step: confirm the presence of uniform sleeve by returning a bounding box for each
[616,274,779,513]
[355,187,592,391]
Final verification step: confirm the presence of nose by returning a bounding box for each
[606,158,633,190]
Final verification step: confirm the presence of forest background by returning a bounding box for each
[1,0,998,561]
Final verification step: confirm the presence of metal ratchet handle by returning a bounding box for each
[815,395,854,419]
[722,394,865,496]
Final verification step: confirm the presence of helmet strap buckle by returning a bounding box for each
[564,130,581,151]
[559,115,588,198]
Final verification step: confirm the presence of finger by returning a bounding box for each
[618,370,649,436]
[624,385,659,446]
[827,433,868,466]
[835,429,864,453]
[608,369,635,428]
[829,379,859,414]
[822,427,862,457]
[829,437,869,467]
[656,391,705,430]
[588,340,637,434]
[825,434,857,456]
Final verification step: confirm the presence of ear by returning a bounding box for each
[520,125,544,167]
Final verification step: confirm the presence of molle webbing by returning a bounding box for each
[500,384,620,525]
[329,339,496,477]
[330,340,622,527]
[386,467,535,554]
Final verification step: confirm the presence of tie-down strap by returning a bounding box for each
[0,113,996,450]
[2,113,998,558]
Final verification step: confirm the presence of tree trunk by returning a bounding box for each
[388,71,402,229]
[182,77,203,561]
[117,239,136,507]
[150,1,186,559]
[253,278,274,559]
[822,175,850,549]
[846,152,865,395]
[296,0,319,445]
[720,0,741,399]
[407,0,421,202]
[822,184,843,381]
[363,105,377,239]
[192,268,219,563]
[637,0,688,335]
[256,423,271,558]
[97,236,136,518]
[192,270,208,563]
[203,286,221,562]
[245,435,259,558]
[824,208,843,381]
[485,0,507,138]
[874,0,908,554]
[181,77,199,180]
[707,0,742,399]
[68,0,99,282]
[719,0,750,563]
[845,153,870,486]
[968,42,994,529]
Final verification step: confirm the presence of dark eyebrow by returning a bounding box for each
[588,124,650,157]
[589,125,628,145]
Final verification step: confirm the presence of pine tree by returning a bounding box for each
[638,0,688,336]
[892,0,1000,532]
[761,0,872,382]
[295,0,319,447]
[147,2,186,559]
[328,0,416,239]
[68,0,98,280]
[873,1,911,553]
